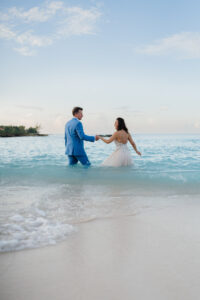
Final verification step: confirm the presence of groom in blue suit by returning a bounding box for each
[65,107,99,166]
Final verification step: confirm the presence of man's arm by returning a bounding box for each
[64,125,67,146]
[76,122,95,142]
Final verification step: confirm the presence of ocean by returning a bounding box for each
[0,133,200,252]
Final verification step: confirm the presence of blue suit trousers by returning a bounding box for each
[68,154,91,166]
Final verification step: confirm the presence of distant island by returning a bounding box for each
[0,125,48,137]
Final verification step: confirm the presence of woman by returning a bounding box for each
[98,118,141,167]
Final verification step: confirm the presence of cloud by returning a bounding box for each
[146,117,156,125]
[58,7,101,36]
[0,24,53,55]
[0,24,16,39]
[2,1,64,23]
[114,105,131,111]
[194,121,200,129]
[17,31,52,47]
[114,106,145,116]
[160,106,169,112]
[14,46,36,56]
[15,105,44,111]
[137,32,200,59]
[0,1,102,56]
[53,114,66,129]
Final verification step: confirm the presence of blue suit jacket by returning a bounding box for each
[65,118,95,156]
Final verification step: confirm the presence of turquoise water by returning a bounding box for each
[0,134,200,252]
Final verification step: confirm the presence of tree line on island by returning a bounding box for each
[0,125,48,137]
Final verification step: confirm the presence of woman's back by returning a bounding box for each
[116,130,129,144]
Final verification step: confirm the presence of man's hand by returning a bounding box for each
[95,135,100,141]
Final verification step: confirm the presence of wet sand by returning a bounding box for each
[0,204,200,300]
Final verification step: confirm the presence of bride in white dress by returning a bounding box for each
[98,118,141,167]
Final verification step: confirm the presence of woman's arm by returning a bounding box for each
[99,132,118,144]
[128,133,141,155]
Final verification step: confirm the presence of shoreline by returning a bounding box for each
[0,134,48,138]
[1,205,200,300]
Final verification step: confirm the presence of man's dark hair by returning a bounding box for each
[72,107,83,116]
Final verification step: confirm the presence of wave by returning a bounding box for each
[1,164,200,191]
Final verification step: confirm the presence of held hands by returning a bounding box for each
[95,135,100,141]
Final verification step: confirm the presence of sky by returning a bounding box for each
[0,0,200,134]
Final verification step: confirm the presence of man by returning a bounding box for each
[65,107,99,166]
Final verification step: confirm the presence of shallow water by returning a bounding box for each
[0,134,200,252]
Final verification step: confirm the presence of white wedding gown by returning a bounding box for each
[102,140,133,167]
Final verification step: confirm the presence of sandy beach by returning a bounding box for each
[1,202,200,300]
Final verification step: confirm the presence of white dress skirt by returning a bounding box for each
[102,140,133,167]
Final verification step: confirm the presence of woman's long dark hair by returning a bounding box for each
[116,117,129,133]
